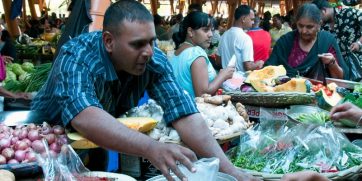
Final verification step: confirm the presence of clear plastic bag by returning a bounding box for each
[228,122,362,174]
[36,140,90,181]
[176,157,219,181]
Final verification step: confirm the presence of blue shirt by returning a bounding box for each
[170,46,216,98]
[31,31,198,126]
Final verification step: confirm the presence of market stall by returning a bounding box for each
[221,65,362,180]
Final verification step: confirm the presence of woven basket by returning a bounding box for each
[241,164,362,181]
[224,91,316,107]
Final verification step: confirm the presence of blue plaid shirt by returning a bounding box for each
[31,31,198,126]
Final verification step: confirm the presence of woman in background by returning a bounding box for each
[265,3,348,80]
[171,11,234,98]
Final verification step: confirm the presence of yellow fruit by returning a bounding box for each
[117,117,158,133]
[67,132,98,149]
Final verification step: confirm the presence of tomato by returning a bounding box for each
[312,86,319,92]
[324,89,332,96]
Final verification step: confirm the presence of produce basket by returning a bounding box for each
[224,91,315,107]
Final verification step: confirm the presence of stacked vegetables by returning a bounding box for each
[4,62,52,92]
[0,122,67,165]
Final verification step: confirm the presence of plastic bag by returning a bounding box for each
[228,122,362,174]
[345,52,362,82]
[36,140,90,181]
[177,158,219,181]
[222,71,246,91]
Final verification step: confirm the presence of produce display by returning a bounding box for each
[292,112,330,124]
[229,123,362,175]
[0,122,67,165]
[4,62,52,92]
[124,96,252,143]
[242,65,312,93]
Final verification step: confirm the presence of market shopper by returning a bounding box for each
[217,5,263,72]
[265,3,348,80]
[31,1,257,181]
[170,11,234,98]
[269,14,292,47]
[312,0,362,66]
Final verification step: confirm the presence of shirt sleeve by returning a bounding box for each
[54,50,103,126]
[147,48,199,125]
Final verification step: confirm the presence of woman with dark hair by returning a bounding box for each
[265,3,348,80]
[170,11,234,97]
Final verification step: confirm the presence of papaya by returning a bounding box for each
[67,132,99,149]
[273,78,312,93]
[315,83,342,111]
[117,117,157,133]
[245,65,287,85]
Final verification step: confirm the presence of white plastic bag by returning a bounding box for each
[177,157,220,181]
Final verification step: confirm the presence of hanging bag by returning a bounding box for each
[0,55,7,81]
[345,51,362,82]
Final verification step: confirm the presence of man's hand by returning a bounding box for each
[15,92,32,100]
[330,102,362,125]
[146,142,197,181]
[281,171,329,181]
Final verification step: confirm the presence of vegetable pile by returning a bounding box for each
[229,123,362,174]
[0,122,67,165]
[4,62,52,92]
[293,112,330,125]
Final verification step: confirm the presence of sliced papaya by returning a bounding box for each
[245,65,287,85]
[273,78,312,93]
[117,117,158,133]
[67,132,99,149]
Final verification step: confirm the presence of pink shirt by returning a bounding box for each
[287,35,338,67]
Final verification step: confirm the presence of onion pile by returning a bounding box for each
[0,122,67,165]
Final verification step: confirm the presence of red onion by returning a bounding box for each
[18,129,28,140]
[11,137,19,145]
[15,140,28,150]
[22,138,32,147]
[43,134,56,145]
[28,130,40,141]
[49,142,61,153]
[7,159,19,164]
[57,134,68,145]
[12,129,21,137]
[14,150,26,162]
[52,125,65,135]
[41,150,57,158]
[0,155,6,164]
[31,140,45,153]
[27,123,37,130]
[22,159,29,163]
[0,138,11,149]
[41,122,52,134]
[25,151,37,162]
[0,124,10,133]
[0,133,10,140]
[2,148,14,160]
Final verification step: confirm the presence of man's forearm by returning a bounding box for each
[172,113,235,173]
[71,106,157,157]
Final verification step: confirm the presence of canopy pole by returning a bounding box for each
[89,0,111,31]
[227,0,237,29]
[150,0,158,15]
[2,0,20,37]
[28,0,37,19]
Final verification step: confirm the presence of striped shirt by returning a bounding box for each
[31,31,198,126]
